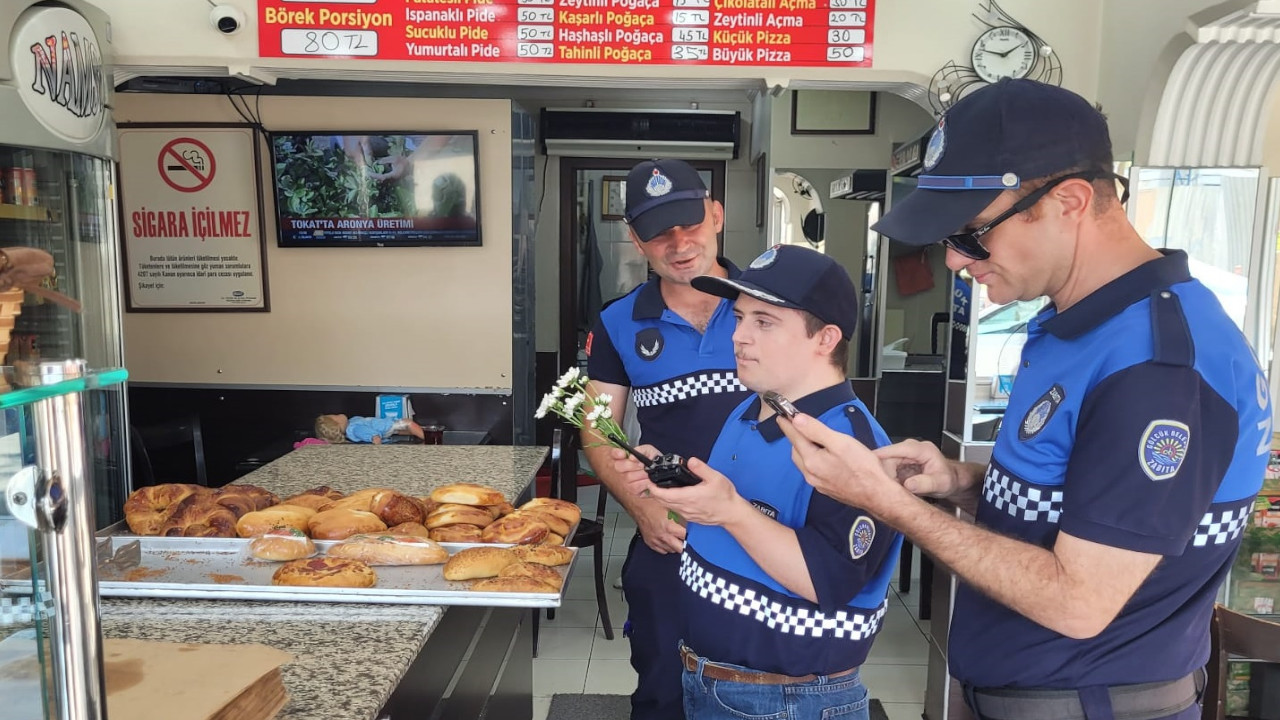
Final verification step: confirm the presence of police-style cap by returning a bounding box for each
[873,79,1114,247]
[692,245,859,340]
[624,159,710,242]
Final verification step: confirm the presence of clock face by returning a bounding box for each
[971,26,1035,84]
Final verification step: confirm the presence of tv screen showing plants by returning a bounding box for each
[269,131,481,247]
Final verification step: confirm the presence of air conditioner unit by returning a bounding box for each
[540,108,741,160]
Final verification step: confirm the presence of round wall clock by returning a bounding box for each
[971,26,1035,83]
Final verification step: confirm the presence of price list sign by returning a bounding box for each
[258,0,874,67]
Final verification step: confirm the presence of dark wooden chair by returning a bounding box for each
[130,413,208,487]
[532,427,614,657]
[1203,604,1280,720]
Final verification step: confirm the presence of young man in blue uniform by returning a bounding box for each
[782,79,1271,720]
[584,158,751,720]
[610,245,903,720]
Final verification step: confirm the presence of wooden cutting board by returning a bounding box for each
[105,639,292,720]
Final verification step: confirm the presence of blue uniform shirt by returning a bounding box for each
[346,416,398,443]
[681,383,904,676]
[951,251,1271,689]
[586,260,751,461]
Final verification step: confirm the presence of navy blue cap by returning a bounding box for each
[624,159,710,242]
[873,79,1114,246]
[692,245,859,340]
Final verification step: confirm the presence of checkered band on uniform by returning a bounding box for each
[1192,502,1253,547]
[632,371,746,408]
[984,466,1064,523]
[679,553,887,640]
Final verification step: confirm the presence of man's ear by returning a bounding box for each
[711,200,725,233]
[1052,178,1093,220]
[819,324,842,356]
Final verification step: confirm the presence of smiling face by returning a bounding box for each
[944,186,1075,306]
[631,199,724,286]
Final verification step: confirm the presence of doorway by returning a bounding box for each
[556,157,726,376]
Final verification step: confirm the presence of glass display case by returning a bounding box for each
[1,363,128,720]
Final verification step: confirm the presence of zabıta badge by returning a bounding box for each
[1139,420,1190,481]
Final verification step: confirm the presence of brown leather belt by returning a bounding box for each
[679,646,858,686]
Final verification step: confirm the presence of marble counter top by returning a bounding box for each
[101,599,443,720]
[234,445,548,502]
[105,443,548,720]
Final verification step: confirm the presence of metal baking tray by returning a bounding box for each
[81,535,579,608]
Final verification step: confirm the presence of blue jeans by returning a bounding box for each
[681,654,870,720]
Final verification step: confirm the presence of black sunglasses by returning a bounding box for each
[942,171,1130,261]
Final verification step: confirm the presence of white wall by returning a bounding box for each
[116,94,514,389]
[771,91,934,171]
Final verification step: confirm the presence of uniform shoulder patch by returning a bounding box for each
[1019,384,1066,441]
[1139,420,1190,481]
[849,515,876,559]
[635,327,664,361]
[585,331,594,357]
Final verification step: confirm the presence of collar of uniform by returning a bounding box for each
[743,382,857,443]
[632,257,743,321]
[1038,250,1191,340]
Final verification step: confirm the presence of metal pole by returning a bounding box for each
[33,359,106,720]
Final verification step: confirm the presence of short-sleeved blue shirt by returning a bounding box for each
[681,383,904,675]
[951,251,1271,689]
[586,260,751,460]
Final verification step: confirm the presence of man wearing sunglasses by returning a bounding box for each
[777,79,1270,720]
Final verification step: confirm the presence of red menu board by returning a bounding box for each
[258,0,874,67]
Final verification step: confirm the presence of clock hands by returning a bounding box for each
[984,40,1028,58]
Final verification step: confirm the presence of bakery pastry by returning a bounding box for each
[430,482,505,506]
[123,483,207,535]
[541,533,565,546]
[443,546,519,580]
[471,576,558,593]
[481,514,549,545]
[271,557,377,588]
[491,501,516,517]
[276,494,331,512]
[249,528,317,561]
[159,494,238,537]
[520,497,583,525]
[425,505,496,529]
[428,524,484,543]
[327,533,448,565]
[511,509,571,536]
[387,521,431,538]
[318,494,375,514]
[412,496,440,518]
[214,484,281,517]
[308,509,387,540]
[371,490,425,527]
[235,505,316,538]
[511,544,574,567]
[290,485,344,500]
[498,561,564,589]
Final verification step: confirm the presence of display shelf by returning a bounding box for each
[0,204,53,222]
[0,367,126,409]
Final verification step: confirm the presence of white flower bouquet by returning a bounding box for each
[535,367,629,447]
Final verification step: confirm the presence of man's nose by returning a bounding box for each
[945,247,973,273]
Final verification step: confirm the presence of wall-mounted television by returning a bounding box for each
[268,131,481,247]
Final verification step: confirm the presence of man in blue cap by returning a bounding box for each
[609,244,902,720]
[583,159,750,720]
[780,79,1270,720]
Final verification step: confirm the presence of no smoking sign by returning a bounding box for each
[157,137,217,193]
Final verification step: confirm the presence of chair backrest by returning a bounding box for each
[550,426,578,504]
[131,414,208,487]
[1203,604,1280,720]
